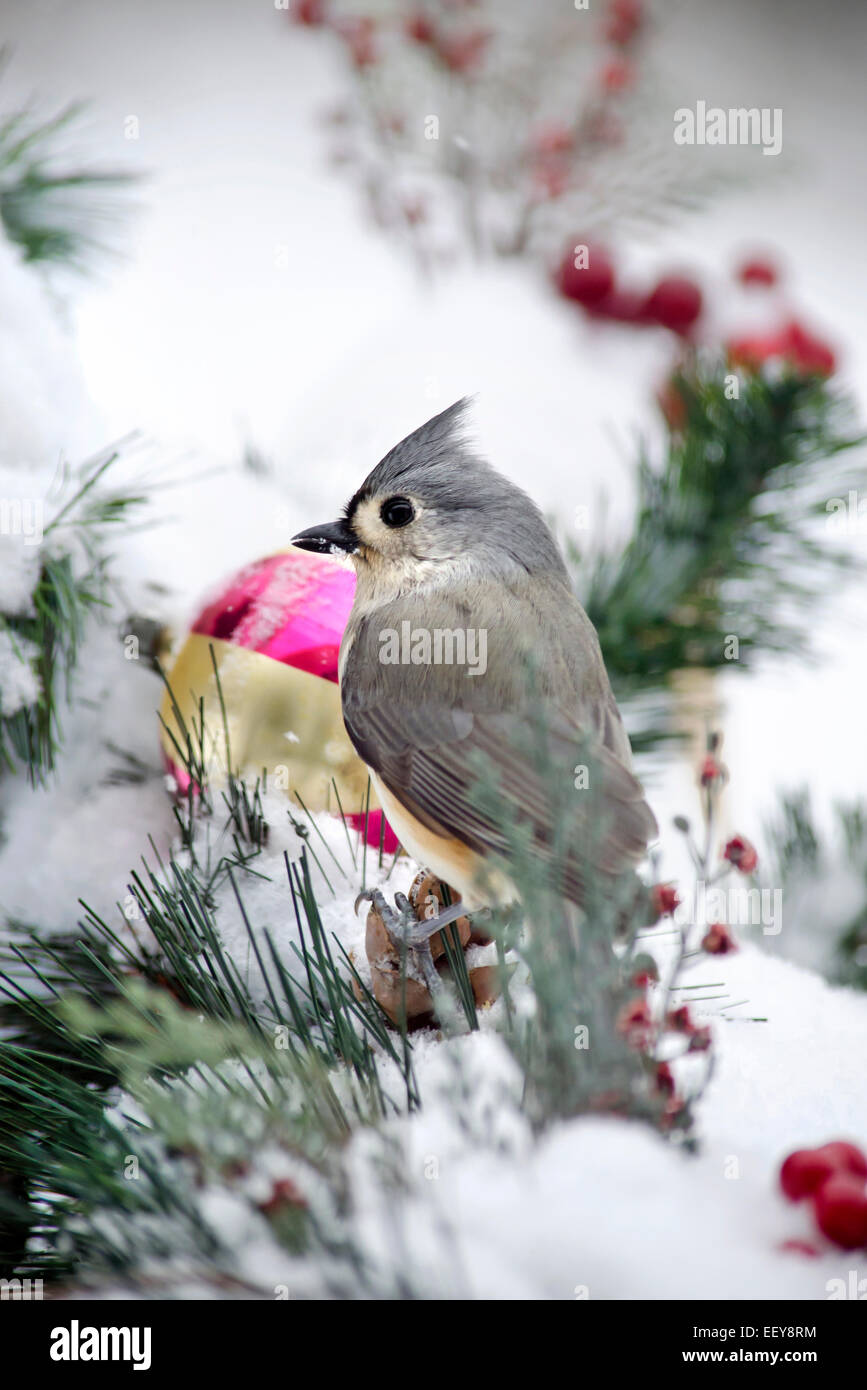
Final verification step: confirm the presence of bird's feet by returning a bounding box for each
[355,886,469,996]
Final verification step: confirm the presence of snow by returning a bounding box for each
[58,937,867,1300]
[1,0,866,1300]
[0,466,44,617]
[41,784,864,1300]
[0,628,41,717]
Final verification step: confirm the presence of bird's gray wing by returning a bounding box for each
[340,581,657,897]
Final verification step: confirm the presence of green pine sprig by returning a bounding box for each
[0,88,135,272]
[0,446,146,784]
[573,359,866,745]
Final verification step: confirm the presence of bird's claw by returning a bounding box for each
[356,886,470,998]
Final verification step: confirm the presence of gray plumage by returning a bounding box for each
[344,398,568,580]
[329,400,658,907]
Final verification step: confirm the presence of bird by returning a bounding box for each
[292,399,657,994]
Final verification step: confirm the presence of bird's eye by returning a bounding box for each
[380,496,415,528]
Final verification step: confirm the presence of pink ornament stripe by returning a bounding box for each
[191,551,357,683]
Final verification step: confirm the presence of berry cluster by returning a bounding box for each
[780,1142,867,1251]
[556,242,702,336]
[557,242,837,382]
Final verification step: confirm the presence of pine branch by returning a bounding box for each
[764,788,867,992]
[0,446,145,783]
[0,84,136,272]
[573,360,866,740]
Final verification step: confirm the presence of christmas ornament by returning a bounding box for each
[159,548,377,821]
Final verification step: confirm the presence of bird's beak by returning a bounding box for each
[291,519,358,555]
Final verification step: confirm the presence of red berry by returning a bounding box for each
[406,12,436,44]
[812,1176,867,1250]
[335,16,377,68]
[600,58,635,92]
[259,1177,308,1215]
[651,883,680,918]
[666,1006,695,1034]
[401,196,427,226]
[556,243,615,305]
[644,276,703,334]
[727,331,786,370]
[700,754,722,787]
[780,1148,838,1202]
[702,923,737,955]
[584,288,651,323]
[605,0,643,46]
[630,952,659,987]
[778,1238,820,1258]
[584,110,625,147]
[657,380,687,431]
[616,997,653,1050]
[781,319,836,376]
[816,1142,867,1180]
[723,835,758,875]
[531,160,569,200]
[655,1061,675,1096]
[660,1094,688,1129]
[727,322,836,377]
[291,0,327,24]
[436,28,490,73]
[738,257,778,287]
[530,122,573,157]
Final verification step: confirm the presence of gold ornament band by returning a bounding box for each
[159,631,376,813]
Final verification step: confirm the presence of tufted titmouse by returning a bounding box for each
[292,400,657,991]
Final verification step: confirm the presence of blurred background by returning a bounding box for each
[1,0,866,972]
